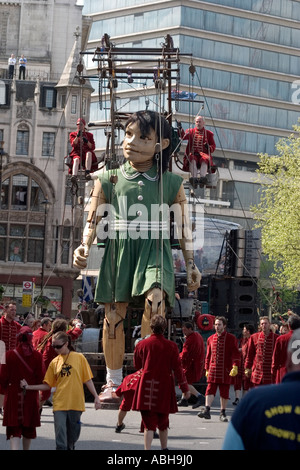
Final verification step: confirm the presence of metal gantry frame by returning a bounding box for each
[77,33,197,166]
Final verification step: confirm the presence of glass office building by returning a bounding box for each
[82,0,300,223]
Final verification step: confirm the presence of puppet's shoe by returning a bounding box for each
[85,170,91,181]
[98,380,121,408]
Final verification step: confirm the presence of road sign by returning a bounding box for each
[22,293,32,307]
[23,281,33,292]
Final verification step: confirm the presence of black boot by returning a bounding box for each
[198,406,211,419]
[192,393,205,409]
[177,398,189,406]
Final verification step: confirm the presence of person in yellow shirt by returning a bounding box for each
[21,331,101,450]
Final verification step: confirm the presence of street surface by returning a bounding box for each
[0,387,234,455]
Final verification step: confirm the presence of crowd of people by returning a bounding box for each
[0,299,300,451]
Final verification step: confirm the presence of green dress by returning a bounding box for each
[94,161,183,308]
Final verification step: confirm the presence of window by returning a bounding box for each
[0,81,5,105]
[0,222,45,263]
[16,130,29,155]
[0,224,7,261]
[31,179,46,211]
[61,226,71,264]
[27,226,44,263]
[3,173,46,212]
[40,85,57,109]
[0,80,10,106]
[42,132,55,156]
[82,97,87,116]
[45,89,54,108]
[222,181,261,210]
[61,94,66,109]
[0,174,48,263]
[12,174,28,209]
[9,238,25,262]
[71,95,77,114]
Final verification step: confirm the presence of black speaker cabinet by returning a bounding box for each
[210,277,258,332]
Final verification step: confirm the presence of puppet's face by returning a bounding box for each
[123,121,157,165]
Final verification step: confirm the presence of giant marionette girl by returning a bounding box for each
[73,111,201,400]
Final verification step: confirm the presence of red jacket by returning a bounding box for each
[0,347,45,428]
[180,126,216,170]
[179,331,205,383]
[32,327,48,349]
[245,331,279,385]
[0,316,21,351]
[271,330,293,383]
[68,130,98,173]
[205,331,240,384]
[132,334,188,414]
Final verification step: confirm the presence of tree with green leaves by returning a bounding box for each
[253,123,300,289]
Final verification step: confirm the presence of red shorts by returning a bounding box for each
[182,152,212,171]
[206,383,230,399]
[141,410,169,432]
[6,426,36,440]
[119,391,134,412]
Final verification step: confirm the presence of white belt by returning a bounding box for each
[112,220,169,231]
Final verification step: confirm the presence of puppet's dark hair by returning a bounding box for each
[125,110,171,173]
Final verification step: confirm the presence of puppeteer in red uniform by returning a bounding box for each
[272,314,300,384]
[132,315,189,450]
[271,330,293,384]
[0,327,45,448]
[67,118,98,183]
[0,303,22,402]
[179,115,216,185]
[245,317,278,386]
[132,332,188,415]
[179,328,205,384]
[205,329,240,386]
[198,316,240,422]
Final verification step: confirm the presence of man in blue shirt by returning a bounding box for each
[223,327,300,450]
[19,55,27,80]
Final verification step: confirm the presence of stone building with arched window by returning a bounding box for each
[0,2,95,318]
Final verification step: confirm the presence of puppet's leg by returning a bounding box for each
[100,302,128,400]
[141,287,166,338]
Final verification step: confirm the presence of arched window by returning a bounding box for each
[0,172,48,263]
